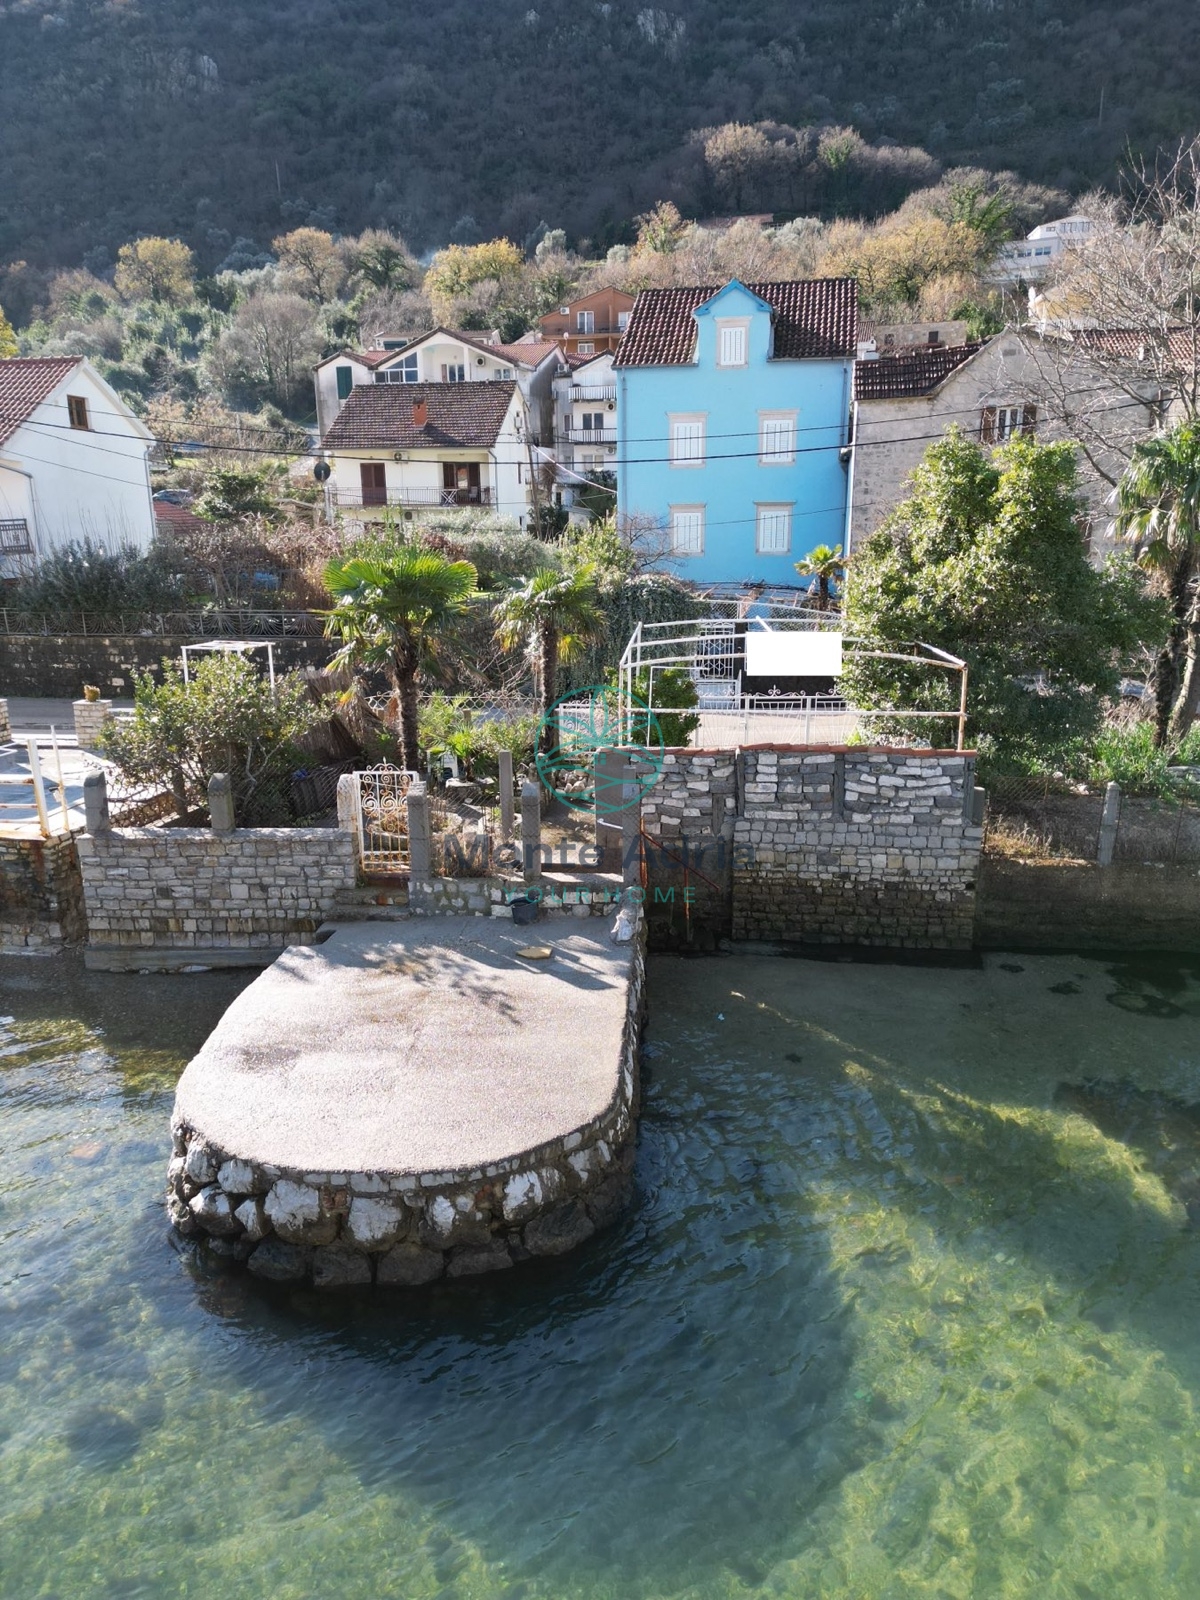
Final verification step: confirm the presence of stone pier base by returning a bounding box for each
[167,915,646,1285]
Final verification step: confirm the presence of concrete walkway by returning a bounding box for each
[174,918,636,1175]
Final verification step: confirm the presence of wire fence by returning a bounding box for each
[983,771,1200,865]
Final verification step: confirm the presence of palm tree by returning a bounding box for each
[493,565,605,745]
[1115,421,1200,747]
[794,543,846,612]
[324,550,477,771]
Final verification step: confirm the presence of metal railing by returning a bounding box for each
[0,608,326,638]
[562,424,618,444]
[332,486,494,510]
[618,618,969,750]
[570,385,617,403]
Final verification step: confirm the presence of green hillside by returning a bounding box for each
[1,0,1198,267]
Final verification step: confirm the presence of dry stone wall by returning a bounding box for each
[168,921,647,1286]
[638,746,982,949]
[0,834,86,948]
[78,826,355,962]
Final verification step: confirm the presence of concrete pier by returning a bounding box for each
[168,915,645,1286]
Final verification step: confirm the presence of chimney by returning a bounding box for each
[411,398,428,428]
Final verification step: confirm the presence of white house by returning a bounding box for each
[551,349,619,491]
[315,329,563,444]
[0,356,156,575]
[989,215,1097,286]
[320,380,535,526]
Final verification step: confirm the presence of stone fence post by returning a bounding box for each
[521,781,542,885]
[83,769,110,833]
[73,697,112,753]
[0,698,10,745]
[1098,781,1121,868]
[407,783,432,882]
[208,773,236,834]
[498,748,515,842]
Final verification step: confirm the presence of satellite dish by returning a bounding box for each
[313,459,331,483]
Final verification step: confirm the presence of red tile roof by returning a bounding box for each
[490,339,563,368]
[0,356,83,448]
[854,342,985,401]
[153,501,208,535]
[615,278,858,367]
[321,381,518,450]
[1071,327,1198,366]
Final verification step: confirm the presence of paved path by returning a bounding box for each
[174,918,635,1175]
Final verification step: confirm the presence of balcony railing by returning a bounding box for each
[0,519,33,555]
[563,424,618,444]
[570,385,617,403]
[333,486,494,509]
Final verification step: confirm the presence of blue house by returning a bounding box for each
[614,278,857,587]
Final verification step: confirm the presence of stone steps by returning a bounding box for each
[323,884,412,926]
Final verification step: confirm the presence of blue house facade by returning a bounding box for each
[614,278,857,587]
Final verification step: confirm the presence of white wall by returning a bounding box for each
[315,355,373,436]
[326,394,533,526]
[0,363,155,571]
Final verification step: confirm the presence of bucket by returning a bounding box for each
[509,894,540,926]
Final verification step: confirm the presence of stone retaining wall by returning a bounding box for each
[0,834,86,948]
[0,633,333,699]
[78,825,355,965]
[408,874,627,919]
[638,746,982,949]
[168,918,647,1286]
[976,855,1200,952]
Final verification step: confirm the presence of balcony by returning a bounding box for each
[563,424,618,445]
[333,486,494,510]
[570,384,617,403]
[0,519,33,555]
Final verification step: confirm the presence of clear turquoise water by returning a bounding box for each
[3,948,1200,1599]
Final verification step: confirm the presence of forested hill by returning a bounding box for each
[2,0,1198,269]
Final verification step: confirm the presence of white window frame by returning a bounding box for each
[617,310,629,332]
[577,342,594,356]
[755,503,793,556]
[758,411,797,465]
[669,504,705,556]
[668,412,706,468]
[716,319,749,368]
[577,309,595,333]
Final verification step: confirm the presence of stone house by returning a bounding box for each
[850,330,1160,559]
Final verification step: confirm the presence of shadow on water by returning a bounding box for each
[179,1038,864,1594]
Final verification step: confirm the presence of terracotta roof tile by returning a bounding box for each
[321,381,517,450]
[854,342,985,401]
[153,501,208,535]
[615,278,858,367]
[0,356,83,448]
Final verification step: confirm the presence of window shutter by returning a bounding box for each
[980,407,997,444]
[1021,403,1038,435]
[336,366,353,400]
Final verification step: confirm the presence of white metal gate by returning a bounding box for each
[353,764,418,873]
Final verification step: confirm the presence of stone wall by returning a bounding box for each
[637,746,982,949]
[77,825,356,967]
[168,918,647,1286]
[976,856,1200,952]
[0,834,86,948]
[408,874,627,919]
[0,633,333,698]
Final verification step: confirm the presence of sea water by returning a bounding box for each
[2,948,1199,1599]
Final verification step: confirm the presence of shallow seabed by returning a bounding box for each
[2,948,1200,1599]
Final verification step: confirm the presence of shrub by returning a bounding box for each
[100,653,321,823]
[9,538,185,616]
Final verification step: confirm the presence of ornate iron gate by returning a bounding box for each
[354,764,418,873]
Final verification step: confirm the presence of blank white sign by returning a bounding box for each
[744,630,843,678]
